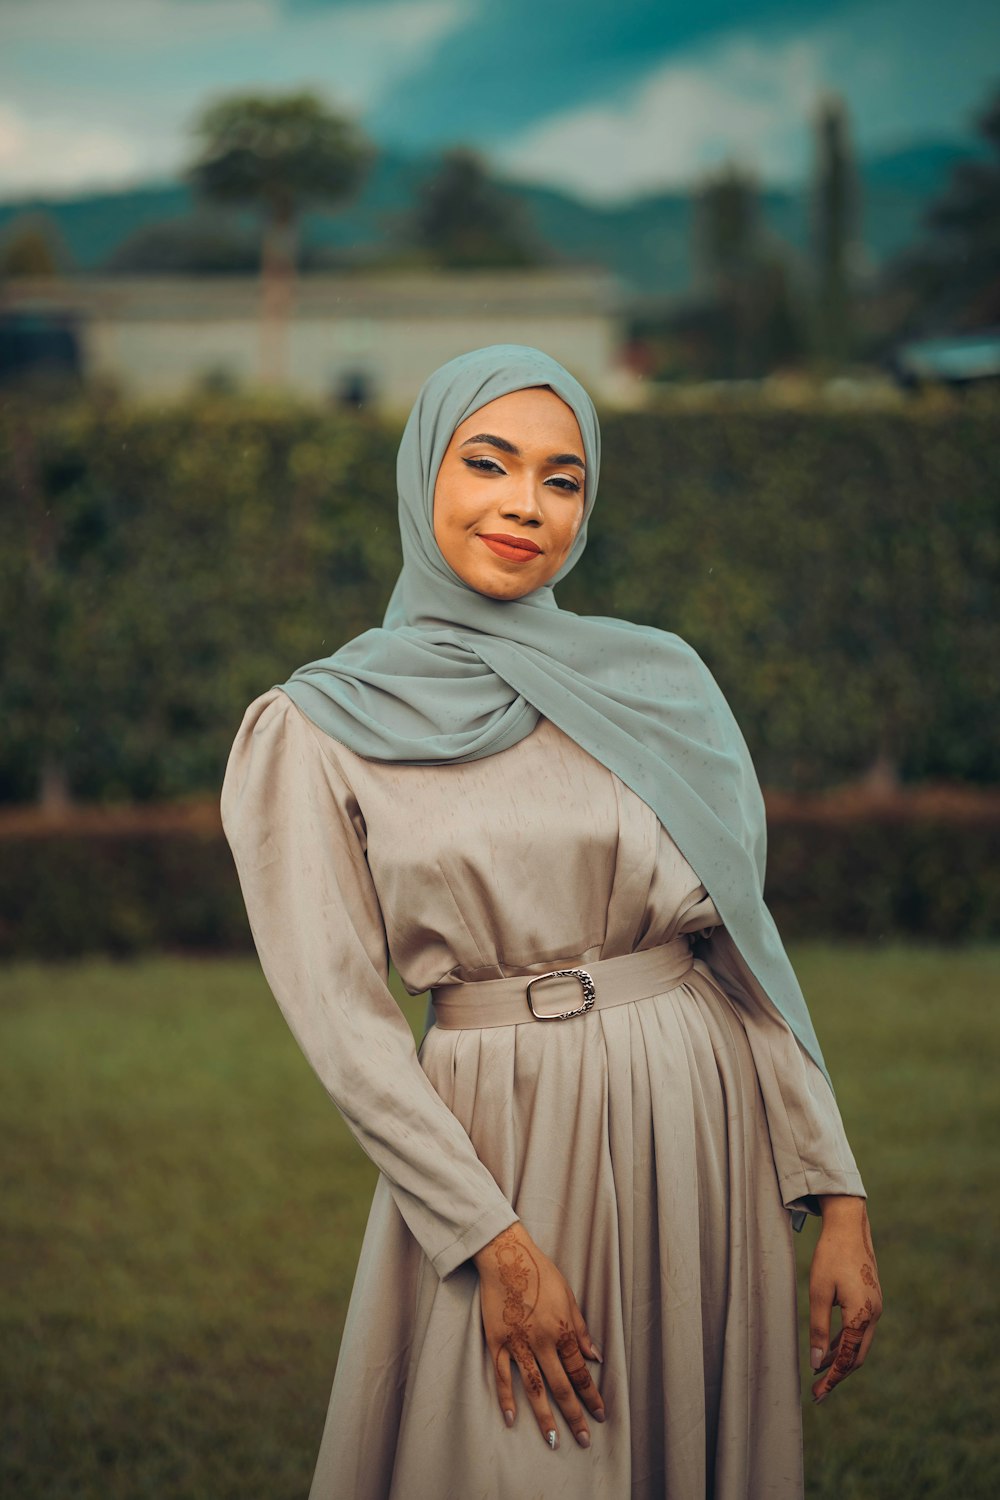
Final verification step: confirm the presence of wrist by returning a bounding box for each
[816,1193,866,1225]
[472,1218,529,1274]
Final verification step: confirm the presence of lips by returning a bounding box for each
[478,533,542,563]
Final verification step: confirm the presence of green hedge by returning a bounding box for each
[0,831,248,958]
[0,815,996,959]
[2,388,998,805]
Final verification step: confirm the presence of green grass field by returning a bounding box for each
[2,945,998,1499]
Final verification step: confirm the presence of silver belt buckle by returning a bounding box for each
[525,967,596,1021]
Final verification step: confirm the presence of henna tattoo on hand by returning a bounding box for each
[828,1296,874,1382]
[556,1320,594,1397]
[489,1228,544,1396]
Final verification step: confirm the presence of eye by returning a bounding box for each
[462,456,506,474]
[546,475,582,492]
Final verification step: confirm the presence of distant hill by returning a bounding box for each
[0,138,982,299]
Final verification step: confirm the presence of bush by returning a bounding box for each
[2,389,998,805]
[1,794,996,958]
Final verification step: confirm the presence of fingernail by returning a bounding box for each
[812,1390,827,1404]
[576,1430,591,1449]
[503,1410,514,1428]
[546,1429,558,1450]
[594,1409,607,1423]
[590,1343,604,1363]
[810,1347,824,1372]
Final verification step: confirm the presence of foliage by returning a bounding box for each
[0,211,74,278]
[183,89,375,383]
[565,403,1000,789]
[186,90,373,223]
[676,162,807,378]
[0,802,996,958]
[879,81,1000,337]
[810,93,861,363]
[404,147,547,269]
[1,390,998,810]
[1,390,399,804]
[103,211,262,275]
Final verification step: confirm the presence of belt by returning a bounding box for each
[430,935,696,1030]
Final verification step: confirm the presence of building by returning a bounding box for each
[0,270,636,410]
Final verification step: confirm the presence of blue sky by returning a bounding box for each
[0,0,997,203]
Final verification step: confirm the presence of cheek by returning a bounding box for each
[434,474,478,540]
[562,506,585,553]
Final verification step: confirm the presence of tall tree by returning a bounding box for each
[689,162,803,378]
[409,148,544,269]
[890,82,1000,334]
[810,93,860,364]
[185,90,373,383]
[696,162,759,291]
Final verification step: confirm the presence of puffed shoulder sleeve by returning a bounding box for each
[696,927,867,1230]
[221,688,518,1279]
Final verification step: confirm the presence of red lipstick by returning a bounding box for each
[479,533,542,562]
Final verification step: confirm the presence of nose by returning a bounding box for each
[500,471,544,524]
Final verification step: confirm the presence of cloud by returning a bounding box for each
[366,0,850,149]
[0,0,463,197]
[0,102,145,195]
[496,33,829,201]
[493,0,1000,200]
[0,0,996,202]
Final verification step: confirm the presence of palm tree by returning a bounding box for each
[185,90,373,384]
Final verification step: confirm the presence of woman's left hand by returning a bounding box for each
[808,1195,883,1403]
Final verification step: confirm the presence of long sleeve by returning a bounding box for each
[695,926,867,1230]
[220,689,519,1279]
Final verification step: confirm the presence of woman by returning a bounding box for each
[222,344,881,1500]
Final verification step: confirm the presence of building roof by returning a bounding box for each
[0,269,623,322]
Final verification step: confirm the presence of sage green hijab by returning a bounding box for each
[280,344,832,1088]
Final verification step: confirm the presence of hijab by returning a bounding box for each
[279,344,833,1088]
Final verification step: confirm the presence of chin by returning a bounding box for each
[473,575,531,601]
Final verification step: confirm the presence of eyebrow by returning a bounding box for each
[459,433,586,472]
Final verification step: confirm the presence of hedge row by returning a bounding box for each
[2,388,998,805]
[1,812,996,959]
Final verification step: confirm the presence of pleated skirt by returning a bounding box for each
[308,961,805,1500]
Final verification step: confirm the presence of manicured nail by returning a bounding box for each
[546,1429,558,1449]
[576,1430,591,1449]
[503,1409,514,1428]
[594,1409,607,1423]
[810,1347,824,1372]
[590,1343,604,1363]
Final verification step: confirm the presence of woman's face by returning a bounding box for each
[432,386,587,601]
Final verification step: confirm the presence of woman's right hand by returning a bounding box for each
[472,1220,606,1450]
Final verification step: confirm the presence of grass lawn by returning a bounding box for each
[1,945,998,1499]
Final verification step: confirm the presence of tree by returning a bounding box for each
[887,82,1000,335]
[0,212,73,278]
[695,163,759,290]
[103,212,260,274]
[688,162,804,378]
[408,148,544,269]
[810,93,861,364]
[185,91,373,383]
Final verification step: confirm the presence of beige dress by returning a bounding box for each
[221,688,866,1500]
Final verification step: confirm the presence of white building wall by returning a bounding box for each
[3,273,637,409]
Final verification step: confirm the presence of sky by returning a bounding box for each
[0,0,997,204]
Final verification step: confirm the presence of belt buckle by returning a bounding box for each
[525,967,596,1021]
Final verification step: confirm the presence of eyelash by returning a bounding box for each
[461,456,581,492]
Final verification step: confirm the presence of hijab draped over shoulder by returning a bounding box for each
[279,344,832,1087]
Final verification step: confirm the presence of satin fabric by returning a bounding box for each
[278,344,832,1088]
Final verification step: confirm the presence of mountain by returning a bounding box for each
[0,138,983,299]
